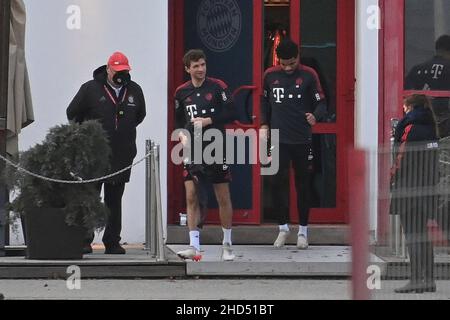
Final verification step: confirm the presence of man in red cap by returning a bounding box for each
[67,52,146,254]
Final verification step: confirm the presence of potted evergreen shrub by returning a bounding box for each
[6,120,111,260]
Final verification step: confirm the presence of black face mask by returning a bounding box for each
[113,71,131,86]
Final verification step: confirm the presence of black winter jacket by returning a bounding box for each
[390,107,439,217]
[67,66,146,182]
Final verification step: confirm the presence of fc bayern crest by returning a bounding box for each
[197,0,242,53]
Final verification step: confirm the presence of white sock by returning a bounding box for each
[298,225,308,238]
[222,228,232,246]
[279,224,289,232]
[189,231,200,251]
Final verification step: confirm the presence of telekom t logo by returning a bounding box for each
[186,104,198,119]
[273,88,285,104]
[431,64,444,80]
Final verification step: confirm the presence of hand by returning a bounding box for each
[191,117,212,128]
[305,113,317,126]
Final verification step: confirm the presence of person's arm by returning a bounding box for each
[308,72,328,124]
[135,85,146,125]
[174,94,186,130]
[67,83,88,123]
[261,74,271,128]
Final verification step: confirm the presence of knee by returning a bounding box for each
[216,194,231,209]
[186,192,199,209]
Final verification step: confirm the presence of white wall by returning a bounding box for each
[355,0,379,241]
[20,0,168,244]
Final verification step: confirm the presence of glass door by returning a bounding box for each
[262,0,354,224]
[168,0,354,225]
[168,0,264,224]
[380,0,450,236]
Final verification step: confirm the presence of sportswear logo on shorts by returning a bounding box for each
[222,92,228,102]
[315,93,321,101]
[197,0,242,52]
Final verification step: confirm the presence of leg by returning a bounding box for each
[83,183,103,254]
[271,144,292,247]
[271,143,291,226]
[292,144,313,228]
[213,183,233,230]
[185,181,201,232]
[196,177,209,229]
[176,181,202,261]
[213,183,235,261]
[102,182,126,253]
[395,203,424,293]
[292,144,314,249]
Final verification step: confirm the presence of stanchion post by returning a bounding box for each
[144,140,152,251]
[149,140,157,257]
[0,0,11,257]
[154,144,165,261]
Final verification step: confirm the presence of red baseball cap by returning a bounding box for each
[107,52,131,72]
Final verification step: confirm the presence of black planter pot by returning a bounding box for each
[25,208,85,260]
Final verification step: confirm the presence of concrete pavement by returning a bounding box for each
[0,279,449,300]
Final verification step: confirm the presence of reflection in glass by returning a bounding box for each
[405,0,450,89]
[405,1,450,139]
[301,0,337,122]
[311,134,336,208]
[431,97,450,138]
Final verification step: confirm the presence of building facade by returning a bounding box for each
[12,0,448,244]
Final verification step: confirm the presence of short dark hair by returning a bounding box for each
[276,39,299,60]
[436,35,450,52]
[183,49,206,68]
[404,94,431,109]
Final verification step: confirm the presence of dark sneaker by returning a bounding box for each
[82,245,93,254]
[104,244,126,255]
[394,281,425,294]
[424,282,437,293]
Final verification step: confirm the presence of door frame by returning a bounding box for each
[288,0,355,223]
[167,0,264,225]
[167,0,355,225]
[378,0,450,237]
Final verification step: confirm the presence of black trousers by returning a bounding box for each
[400,197,435,284]
[86,182,126,246]
[271,143,313,226]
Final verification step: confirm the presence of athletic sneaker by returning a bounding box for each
[273,230,290,248]
[177,246,202,261]
[296,234,309,250]
[221,243,235,261]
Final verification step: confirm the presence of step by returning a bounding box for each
[169,245,384,277]
[167,224,350,245]
[0,246,185,279]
